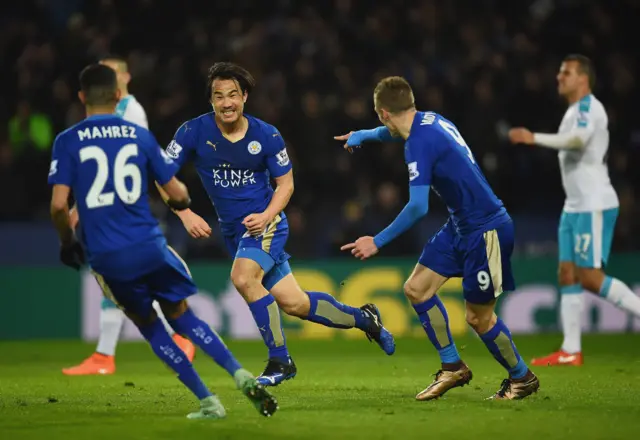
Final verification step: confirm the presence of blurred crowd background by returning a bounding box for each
[2,0,639,261]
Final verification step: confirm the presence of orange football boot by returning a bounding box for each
[173,334,196,362]
[531,350,583,366]
[62,352,116,375]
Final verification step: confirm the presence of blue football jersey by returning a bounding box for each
[405,111,508,235]
[165,113,292,235]
[48,114,179,260]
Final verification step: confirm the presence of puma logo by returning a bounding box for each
[206,141,217,150]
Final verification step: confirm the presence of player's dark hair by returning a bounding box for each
[206,62,256,99]
[564,54,596,89]
[374,76,416,114]
[79,64,118,106]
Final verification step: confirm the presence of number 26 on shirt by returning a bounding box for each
[80,144,142,209]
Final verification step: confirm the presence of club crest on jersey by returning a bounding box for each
[247,141,262,155]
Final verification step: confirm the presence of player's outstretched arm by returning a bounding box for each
[373,185,430,249]
[334,126,400,152]
[509,127,591,150]
[341,185,430,260]
[243,169,294,236]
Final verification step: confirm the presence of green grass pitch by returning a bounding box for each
[1,335,640,439]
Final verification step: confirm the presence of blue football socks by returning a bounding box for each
[138,318,211,399]
[168,308,242,376]
[248,294,290,360]
[478,318,528,379]
[412,295,461,365]
[304,291,369,330]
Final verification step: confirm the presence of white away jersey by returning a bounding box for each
[115,95,148,128]
[558,94,618,212]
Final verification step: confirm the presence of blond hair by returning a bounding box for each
[374,76,415,113]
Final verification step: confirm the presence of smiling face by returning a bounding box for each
[210,78,247,125]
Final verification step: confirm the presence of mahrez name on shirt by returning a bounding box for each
[77,125,138,141]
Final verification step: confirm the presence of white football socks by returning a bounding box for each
[96,302,176,356]
[96,308,126,356]
[559,286,583,354]
[600,277,640,317]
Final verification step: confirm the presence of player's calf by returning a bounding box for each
[162,301,243,377]
[247,294,293,385]
[302,291,395,354]
[467,302,539,400]
[136,316,216,405]
[156,301,278,416]
[233,259,294,382]
[412,294,471,400]
[582,269,640,318]
[270,274,395,355]
[403,265,471,399]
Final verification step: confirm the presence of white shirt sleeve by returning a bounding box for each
[122,99,149,129]
[533,96,603,150]
[533,128,593,150]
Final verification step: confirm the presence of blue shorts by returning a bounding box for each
[558,208,618,268]
[419,219,516,304]
[223,213,292,291]
[92,245,197,318]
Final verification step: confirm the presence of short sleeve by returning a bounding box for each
[264,129,292,178]
[48,133,75,186]
[405,138,434,187]
[143,130,179,185]
[165,120,196,168]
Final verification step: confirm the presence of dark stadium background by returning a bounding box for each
[2,3,640,438]
[1,0,638,264]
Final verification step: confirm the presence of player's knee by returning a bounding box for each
[231,270,260,295]
[465,308,497,334]
[558,263,577,286]
[159,300,187,320]
[578,269,603,293]
[403,279,433,303]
